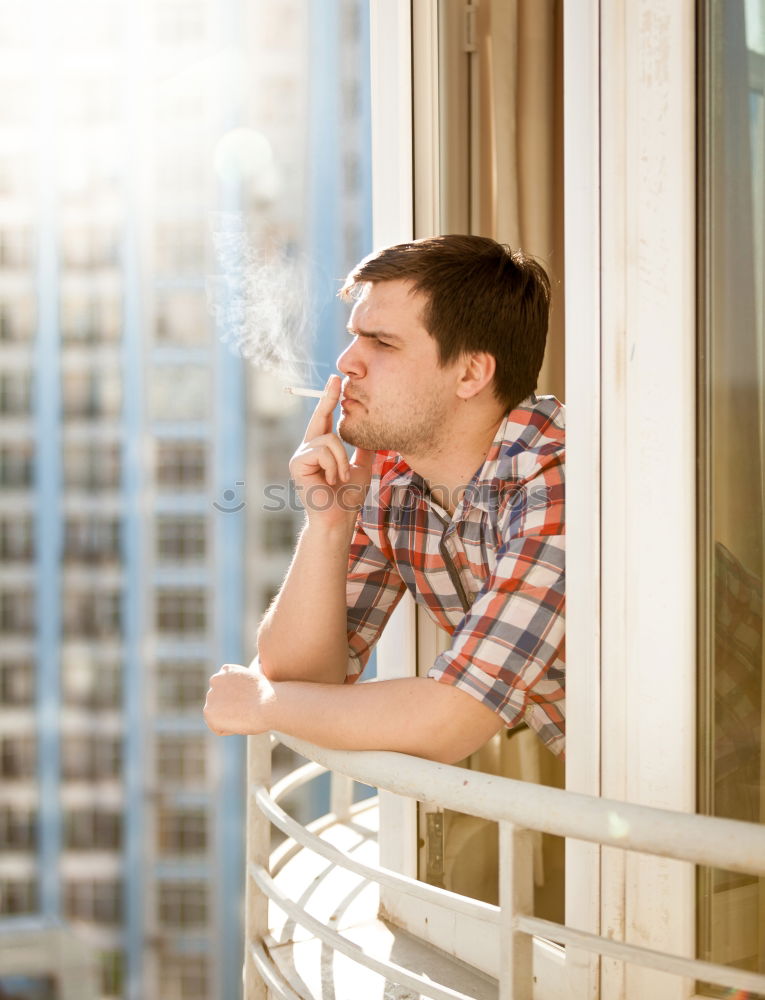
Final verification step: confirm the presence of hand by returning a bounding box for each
[203,662,274,735]
[289,374,374,527]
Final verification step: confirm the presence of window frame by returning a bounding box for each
[371,0,699,995]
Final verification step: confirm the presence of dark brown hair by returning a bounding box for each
[339,234,551,410]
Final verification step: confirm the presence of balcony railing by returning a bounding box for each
[245,732,765,1000]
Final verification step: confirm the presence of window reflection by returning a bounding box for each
[698,0,765,988]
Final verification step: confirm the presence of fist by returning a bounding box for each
[203,662,274,736]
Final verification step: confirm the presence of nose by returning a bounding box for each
[337,337,364,378]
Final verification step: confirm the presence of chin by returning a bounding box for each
[338,415,384,452]
[336,415,357,445]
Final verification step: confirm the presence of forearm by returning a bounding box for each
[265,676,503,764]
[257,519,356,684]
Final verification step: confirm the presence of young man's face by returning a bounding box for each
[336,279,462,457]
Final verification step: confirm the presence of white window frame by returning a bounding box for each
[598,1,697,998]
[372,1,698,997]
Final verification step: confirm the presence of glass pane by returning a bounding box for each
[416,0,565,925]
[698,0,765,990]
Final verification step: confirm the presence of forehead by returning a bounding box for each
[349,279,430,336]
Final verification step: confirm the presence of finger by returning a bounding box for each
[302,375,341,442]
[313,446,342,486]
[294,439,347,486]
[317,435,351,482]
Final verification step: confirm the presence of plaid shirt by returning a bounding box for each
[345,394,566,756]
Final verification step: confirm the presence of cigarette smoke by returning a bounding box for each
[207,213,317,384]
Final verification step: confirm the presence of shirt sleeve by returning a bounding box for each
[427,532,565,753]
[345,515,407,682]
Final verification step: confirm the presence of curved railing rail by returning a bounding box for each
[245,732,765,1000]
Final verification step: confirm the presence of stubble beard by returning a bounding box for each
[337,397,451,456]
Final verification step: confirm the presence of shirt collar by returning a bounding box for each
[375,393,549,516]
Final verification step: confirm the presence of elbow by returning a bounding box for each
[255,643,283,683]
[416,730,475,766]
[429,743,472,766]
[254,630,279,681]
[416,693,505,766]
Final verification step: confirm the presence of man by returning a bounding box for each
[204,235,565,763]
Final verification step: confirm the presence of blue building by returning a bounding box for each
[0,1,371,998]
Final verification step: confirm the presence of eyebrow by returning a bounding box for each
[346,325,404,344]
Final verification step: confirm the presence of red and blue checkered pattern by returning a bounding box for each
[345,394,566,757]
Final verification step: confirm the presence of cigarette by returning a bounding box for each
[283,386,324,398]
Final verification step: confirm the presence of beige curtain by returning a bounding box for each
[473,0,564,402]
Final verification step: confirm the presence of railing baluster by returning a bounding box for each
[499,821,535,1000]
[329,771,354,822]
[244,733,272,1000]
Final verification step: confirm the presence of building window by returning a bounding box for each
[156,660,209,710]
[62,589,122,637]
[156,440,207,489]
[0,6,35,47]
[0,805,36,850]
[157,954,209,999]
[156,515,206,562]
[60,295,121,344]
[157,881,208,928]
[341,78,361,119]
[56,4,122,50]
[59,77,120,124]
[156,734,207,784]
[342,0,362,43]
[149,366,211,421]
[62,656,121,710]
[0,298,35,342]
[0,591,35,634]
[60,226,119,268]
[64,879,122,924]
[343,151,361,193]
[61,735,122,781]
[157,806,207,854]
[64,809,122,850]
[0,879,38,915]
[155,290,208,344]
[0,371,33,415]
[63,516,121,564]
[0,153,33,199]
[62,442,121,491]
[155,588,207,634]
[155,223,205,274]
[100,950,124,999]
[155,85,208,125]
[154,1,207,45]
[61,369,122,420]
[0,515,34,560]
[0,443,34,488]
[0,658,35,705]
[262,512,297,555]
[0,735,36,780]
[0,228,33,268]
[155,152,207,197]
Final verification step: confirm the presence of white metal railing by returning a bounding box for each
[244,732,765,1000]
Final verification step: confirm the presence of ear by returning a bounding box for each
[455,352,496,400]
